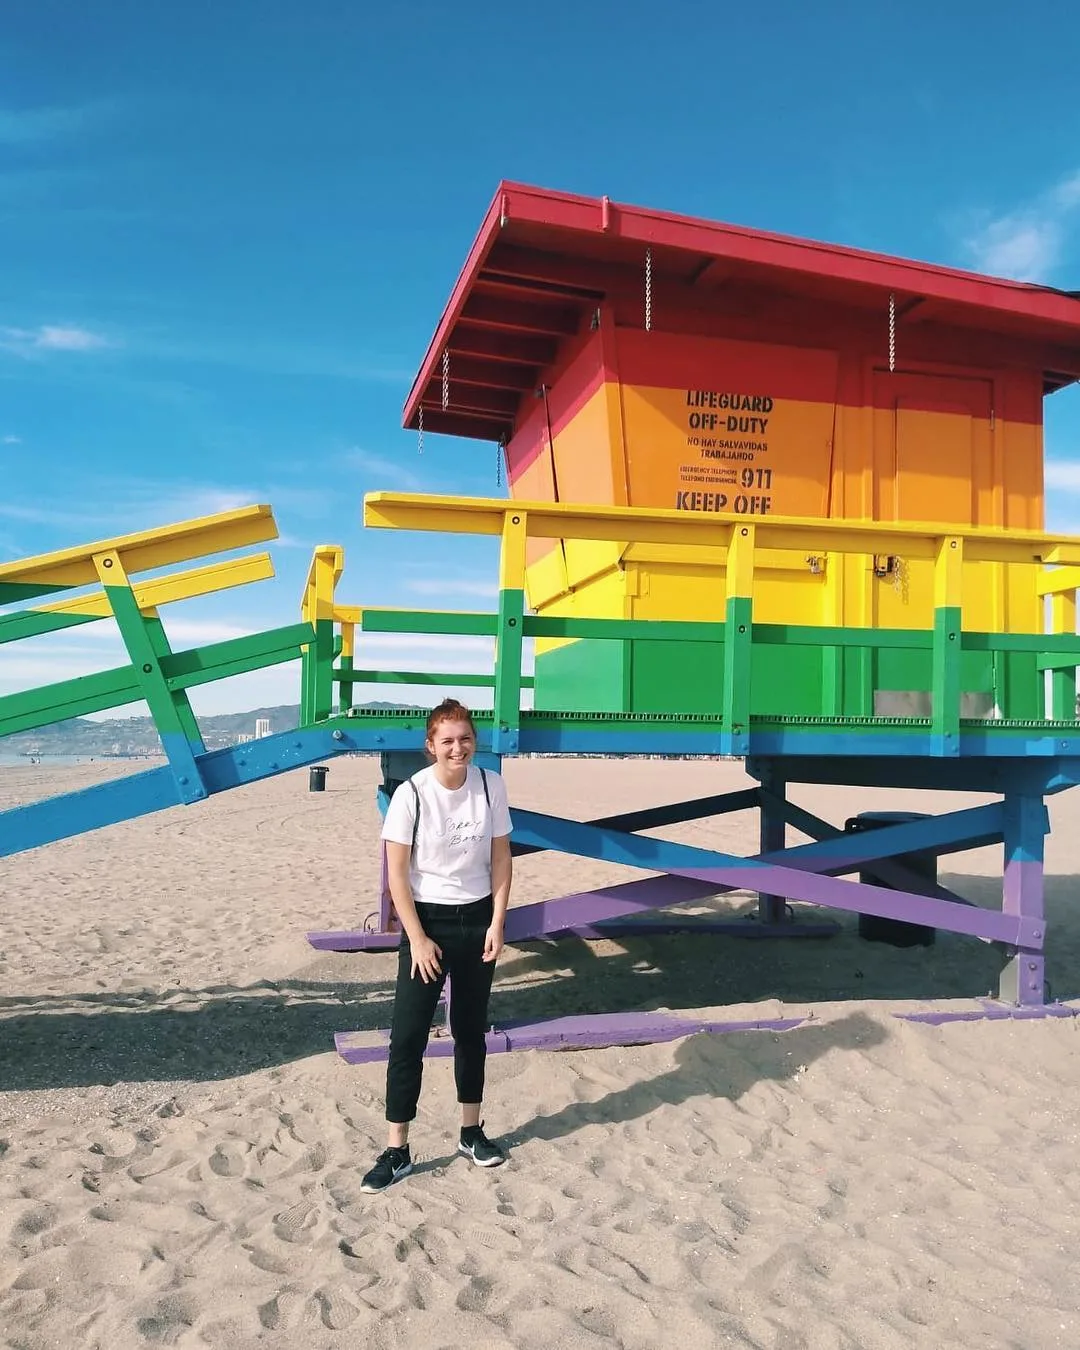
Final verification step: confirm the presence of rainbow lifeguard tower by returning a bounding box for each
[4,182,1080,1057]
[323,182,1080,1047]
[403,183,1073,729]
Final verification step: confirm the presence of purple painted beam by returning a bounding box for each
[760,791,978,907]
[307,797,1004,953]
[310,873,725,952]
[897,1001,1079,1025]
[509,809,1038,948]
[308,928,401,952]
[307,910,839,952]
[333,1011,807,1063]
[549,916,838,939]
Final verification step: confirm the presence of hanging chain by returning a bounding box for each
[645,247,653,332]
[496,436,504,487]
[441,348,449,411]
[892,555,908,602]
[417,404,424,455]
[888,292,896,373]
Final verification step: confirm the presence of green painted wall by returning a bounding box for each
[532,638,628,711]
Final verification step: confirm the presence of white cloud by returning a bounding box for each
[125,332,411,385]
[126,483,261,521]
[964,168,1080,282]
[0,478,329,557]
[1044,460,1080,492]
[404,577,499,599]
[0,324,113,356]
[37,325,111,351]
[2,434,21,444]
[1051,172,1080,212]
[0,501,87,527]
[75,619,257,647]
[344,447,426,492]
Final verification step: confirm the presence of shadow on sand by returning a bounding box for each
[1,871,1077,1094]
[512,1010,888,1147]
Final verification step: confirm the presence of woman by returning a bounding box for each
[361,698,514,1193]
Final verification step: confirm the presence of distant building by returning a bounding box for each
[254,719,271,739]
[236,732,255,744]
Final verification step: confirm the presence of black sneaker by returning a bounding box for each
[360,1145,413,1193]
[458,1123,505,1168]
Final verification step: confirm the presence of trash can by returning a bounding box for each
[844,811,936,947]
[309,766,329,793]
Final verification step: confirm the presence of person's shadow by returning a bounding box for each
[506,1011,886,1148]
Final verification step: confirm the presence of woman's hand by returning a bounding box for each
[482,922,504,964]
[410,934,443,983]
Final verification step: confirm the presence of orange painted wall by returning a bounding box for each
[505,306,1047,635]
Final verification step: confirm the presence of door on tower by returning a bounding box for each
[872,370,993,525]
[870,369,995,718]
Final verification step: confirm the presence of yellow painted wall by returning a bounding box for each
[507,326,1046,641]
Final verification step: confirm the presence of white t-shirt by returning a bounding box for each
[380,765,513,905]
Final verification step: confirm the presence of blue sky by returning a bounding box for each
[2,0,1079,719]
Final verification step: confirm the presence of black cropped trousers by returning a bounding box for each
[385,895,495,1123]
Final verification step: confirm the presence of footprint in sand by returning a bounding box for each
[133,1292,198,1344]
[576,1304,619,1340]
[8,1202,57,1249]
[455,1274,494,1313]
[208,1142,249,1178]
[242,1242,290,1275]
[128,1151,187,1184]
[272,1198,317,1244]
[280,1139,328,1178]
[314,1287,363,1330]
[585,1243,651,1287]
[88,1201,127,1223]
[257,1285,305,1330]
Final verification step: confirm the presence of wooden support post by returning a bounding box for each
[339,620,356,713]
[92,550,206,801]
[1049,590,1077,721]
[931,536,963,756]
[722,524,755,756]
[757,765,787,924]
[302,547,342,726]
[142,612,206,753]
[999,793,1049,1007]
[493,511,526,755]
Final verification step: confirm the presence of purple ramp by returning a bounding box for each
[333,1011,806,1064]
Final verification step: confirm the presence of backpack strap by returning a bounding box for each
[479,766,490,806]
[409,778,420,852]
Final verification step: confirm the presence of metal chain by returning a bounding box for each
[645,247,652,332]
[889,292,896,373]
[441,348,449,411]
[417,404,424,455]
[496,437,503,487]
[892,555,908,602]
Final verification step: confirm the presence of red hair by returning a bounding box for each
[425,698,476,740]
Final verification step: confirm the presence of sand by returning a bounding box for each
[2,755,1080,1349]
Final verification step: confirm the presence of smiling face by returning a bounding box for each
[425,717,475,782]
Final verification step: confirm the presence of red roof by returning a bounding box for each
[403,181,1080,443]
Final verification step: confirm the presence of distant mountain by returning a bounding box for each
[1,702,411,758]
